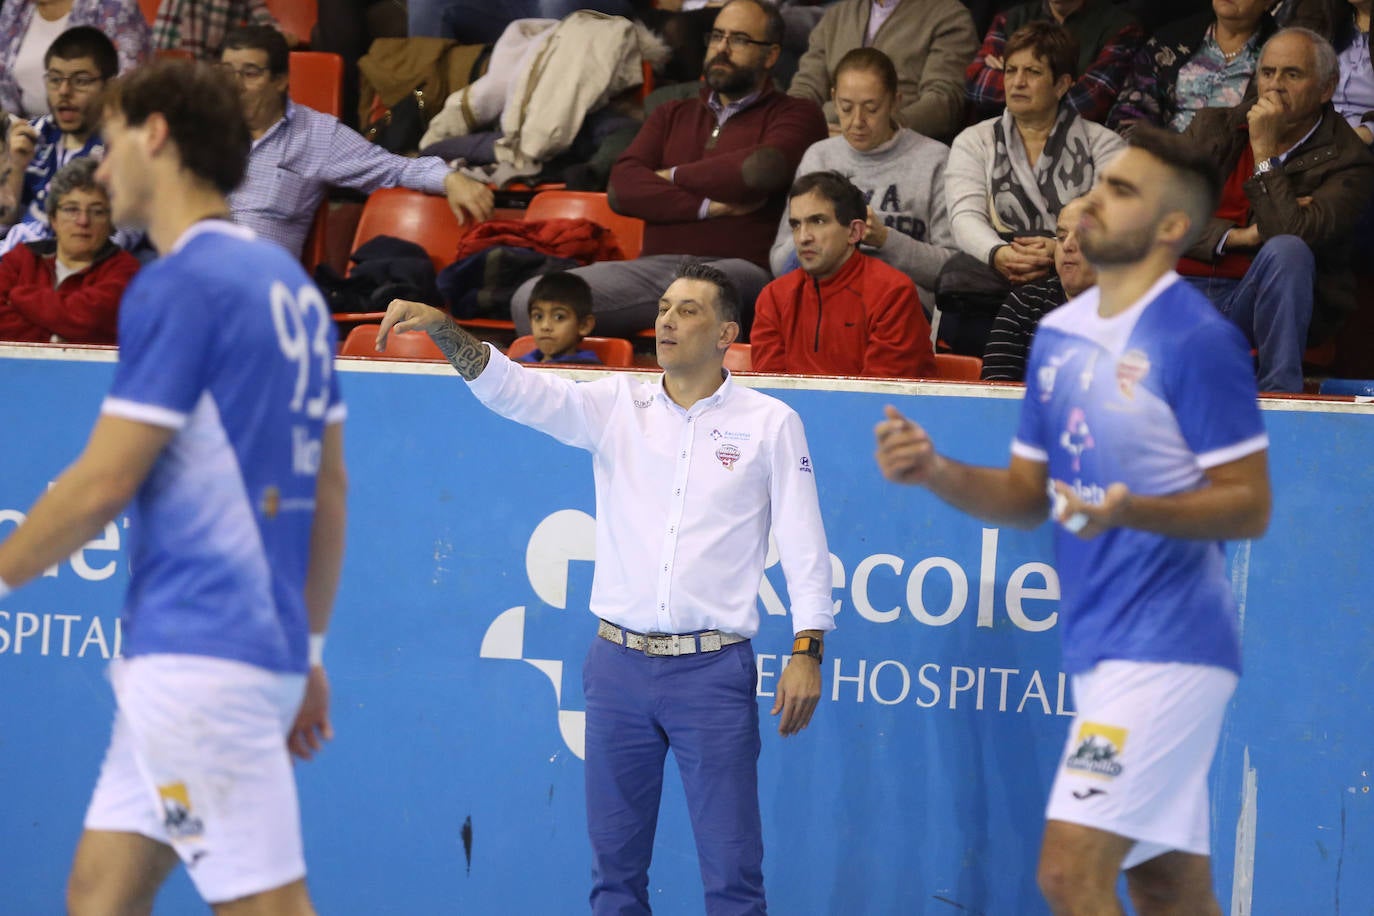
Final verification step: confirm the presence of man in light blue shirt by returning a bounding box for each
[220,25,494,258]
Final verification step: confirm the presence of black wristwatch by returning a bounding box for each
[792,635,823,663]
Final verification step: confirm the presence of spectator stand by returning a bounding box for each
[507,335,635,368]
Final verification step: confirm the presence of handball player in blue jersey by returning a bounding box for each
[0,60,347,915]
[875,125,1272,915]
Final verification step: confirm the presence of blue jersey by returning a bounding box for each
[101,222,343,674]
[1013,272,1266,676]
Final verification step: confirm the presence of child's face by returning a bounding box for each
[529,299,593,359]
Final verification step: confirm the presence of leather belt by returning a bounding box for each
[597,619,747,657]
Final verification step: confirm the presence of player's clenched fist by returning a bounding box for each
[874,405,939,485]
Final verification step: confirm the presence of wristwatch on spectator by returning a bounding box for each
[1252,156,1281,178]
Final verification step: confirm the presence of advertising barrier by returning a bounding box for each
[1,347,1369,913]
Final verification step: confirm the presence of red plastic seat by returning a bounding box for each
[289,51,344,116]
[139,0,159,25]
[933,353,983,381]
[351,188,471,274]
[723,342,752,373]
[524,190,644,260]
[267,0,318,46]
[507,335,634,368]
[339,323,445,360]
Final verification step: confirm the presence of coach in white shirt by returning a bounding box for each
[379,260,835,915]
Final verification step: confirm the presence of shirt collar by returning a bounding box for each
[707,87,764,118]
[170,219,256,254]
[655,369,734,416]
[1278,113,1324,163]
[252,100,294,149]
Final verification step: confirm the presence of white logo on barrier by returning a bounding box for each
[479,509,596,760]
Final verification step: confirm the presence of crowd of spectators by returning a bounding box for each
[0,0,1371,394]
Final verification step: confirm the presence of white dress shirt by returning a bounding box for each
[467,347,835,638]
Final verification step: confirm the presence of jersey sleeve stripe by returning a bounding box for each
[1195,433,1269,469]
[1011,439,1048,463]
[101,396,188,430]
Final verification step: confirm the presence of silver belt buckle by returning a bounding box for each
[645,634,676,656]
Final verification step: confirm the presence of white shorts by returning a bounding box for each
[1045,660,1238,870]
[83,655,307,904]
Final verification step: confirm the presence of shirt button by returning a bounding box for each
[681,451,687,458]
[675,488,681,495]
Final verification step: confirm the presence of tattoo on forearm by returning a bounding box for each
[431,316,490,380]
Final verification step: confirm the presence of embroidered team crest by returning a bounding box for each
[158,782,205,838]
[1116,349,1151,398]
[715,444,741,470]
[1065,722,1127,779]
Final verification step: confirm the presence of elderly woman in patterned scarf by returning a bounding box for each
[946,20,1125,286]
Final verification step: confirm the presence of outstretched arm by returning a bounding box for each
[874,405,1049,528]
[378,298,490,379]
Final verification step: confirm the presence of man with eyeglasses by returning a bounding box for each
[508,0,828,341]
[1,26,116,253]
[220,24,494,260]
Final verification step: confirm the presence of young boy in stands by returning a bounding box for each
[518,272,603,365]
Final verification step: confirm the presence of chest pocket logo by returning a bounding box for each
[716,444,741,470]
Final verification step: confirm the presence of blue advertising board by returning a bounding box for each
[0,347,1370,913]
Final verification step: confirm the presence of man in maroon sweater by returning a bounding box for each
[752,170,935,378]
[510,0,828,339]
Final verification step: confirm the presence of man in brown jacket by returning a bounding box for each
[787,0,978,143]
[1176,27,1374,392]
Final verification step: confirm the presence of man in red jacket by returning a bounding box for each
[752,170,935,378]
[0,157,137,344]
[509,0,828,340]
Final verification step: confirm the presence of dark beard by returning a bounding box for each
[1078,221,1155,267]
[704,57,759,97]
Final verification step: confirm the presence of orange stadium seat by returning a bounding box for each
[933,353,983,381]
[340,324,445,360]
[723,342,752,373]
[507,335,634,368]
[291,52,346,270]
[154,48,194,61]
[289,51,344,116]
[524,190,644,260]
[139,0,159,25]
[351,188,471,274]
[267,0,318,45]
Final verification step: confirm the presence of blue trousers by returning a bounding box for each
[582,637,765,916]
[1183,234,1314,393]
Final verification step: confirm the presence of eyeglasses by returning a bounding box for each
[703,30,776,51]
[216,63,271,82]
[56,203,110,221]
[43,71,102,92]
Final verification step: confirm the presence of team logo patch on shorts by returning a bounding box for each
[158,782,205,839]
[1065,722,1127,779]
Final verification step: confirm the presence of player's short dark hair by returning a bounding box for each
[1128,124,1223,248]
[790,171,867,226]
[1005,20,1079,81]
[45,157,104,220]
[833,47,898,96]
[529,271,594,321]
[722,0,785,46]
[673,259,741,324]
[222,25,290,76]
[45,26,118,80]
[105,60,251,196]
